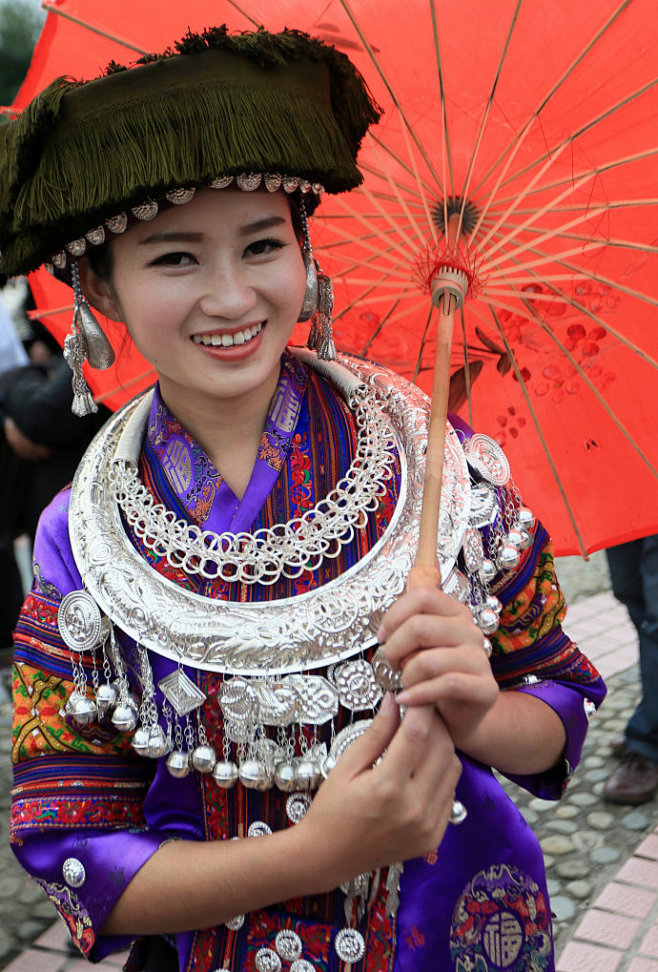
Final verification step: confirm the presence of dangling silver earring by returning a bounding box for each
[315,266,336,361]
[297,198,318,325]
[64,261,115,417]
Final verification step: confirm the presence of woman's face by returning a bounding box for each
[84,187,307,417]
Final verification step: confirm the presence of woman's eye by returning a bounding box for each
[151,252,196,267]
[245,238,285,257]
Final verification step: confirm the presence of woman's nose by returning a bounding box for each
[199,262,257,320]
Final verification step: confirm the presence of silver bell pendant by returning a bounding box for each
[131,727,150,757]
[294,758,321,790]
[239,759,273,791]
[66,692,97,726]
[166,750,190,778]
[191,745,217,774]
[274,761,297,792]
[111,703,139,732]
[95,682,118,716]
[212,761,239,789]
[147,726,169,759]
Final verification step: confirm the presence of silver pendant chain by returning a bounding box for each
[109,384,397,586]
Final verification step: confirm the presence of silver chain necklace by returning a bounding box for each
[110,382,397,585]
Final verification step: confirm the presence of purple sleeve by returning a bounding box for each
[503,675,606,799]
[10,491,185,962]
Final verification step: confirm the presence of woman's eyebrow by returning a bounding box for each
[239,215,287,236]
[138,231,206,246]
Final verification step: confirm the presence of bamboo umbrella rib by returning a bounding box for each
[95,369,156,403]
[224,0,262,28]
[319,208,414,264]
[493,148,658,208]
[359,161,425,202]
[40,2,148,53]
[363,141,437,202]
[485,243,607,280]
[455,0,524,241]
[487,309,587,555]
[339,0,445,194]
[326,254,412,281]
[487,274,593,288]
[333,284,378,321]
[520,229,658,255]
[484,204,608,272]
[498,77,658,194]
[479,160,592,258]
[358,177,425,253]
[376,150,431,250]
[429,0,455,201]
[471,0,634,196]
[457,307,475,428]
[361,298,405,354]
[330,194,415,261]
[397,113,440,248]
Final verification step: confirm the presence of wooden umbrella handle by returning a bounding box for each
[407,297,456,591]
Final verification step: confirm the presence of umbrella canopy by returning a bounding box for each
[9,0,658,555]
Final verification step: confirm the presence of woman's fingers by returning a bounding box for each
[333,691,400,778]
[384,613,483,671]
[378,586,468,642]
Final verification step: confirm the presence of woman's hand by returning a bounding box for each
[380,587,499,754]
[299,693,462,887]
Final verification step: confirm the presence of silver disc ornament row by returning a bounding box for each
[67,352,471,675]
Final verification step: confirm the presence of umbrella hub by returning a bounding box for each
[433,196,479,238]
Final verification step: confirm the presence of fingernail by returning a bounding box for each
[379,691,394,715]
[396,691,410,705]
[377,625,386,643]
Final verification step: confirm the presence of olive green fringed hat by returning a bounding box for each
[0,26,381,277]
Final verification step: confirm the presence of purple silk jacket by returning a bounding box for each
[10,355,606,972]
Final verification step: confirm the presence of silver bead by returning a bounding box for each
[66,693,97,725]
[506,528,525,549]
[517,507,535,530]
[111,703,138,732]
[274,761,297,792]
[498,544,521,569]
[131,727,150,757]
[479,558,497,582]
[485,595,503,615]
[166,750,190,778]
[239,759,272,791]
[191,745,217,774]
[478,608,500,636]
[212,760,239,789]
[62,857,86,888]
[517,528,533,551]
[147,726,169,758]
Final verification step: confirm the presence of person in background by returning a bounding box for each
[604,536,658,804]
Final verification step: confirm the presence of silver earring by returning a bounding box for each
[64,261,115,416]
[297,198,318,324]
[315,267,336,361]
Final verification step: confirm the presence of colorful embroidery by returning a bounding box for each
[450,864,552,971]
[33,879,95,956]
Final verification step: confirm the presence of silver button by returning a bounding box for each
[62,857,86,888]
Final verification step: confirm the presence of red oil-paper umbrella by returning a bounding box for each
[7,0,658,564]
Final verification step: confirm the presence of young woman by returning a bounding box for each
[3,27,604,972]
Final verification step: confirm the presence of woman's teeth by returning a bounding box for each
[193,322,263,348]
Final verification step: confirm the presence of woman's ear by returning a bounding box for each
[77,256,122,322]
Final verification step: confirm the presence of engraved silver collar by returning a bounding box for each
[68,351,471,675]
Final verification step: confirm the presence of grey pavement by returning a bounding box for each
[2,562,657,970]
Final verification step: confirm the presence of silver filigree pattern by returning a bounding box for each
[275,930,303,961]
[334,660,382,711]
[465,434,511,486]
[157,669,206,716]
[67,353,471,674]
[247,821,273,838]
[286,792,312,824]
[57,591,103,652]
[224,913,245,930]
[62,858,86,888]
[255,948,282,972]
[334,928,365,963]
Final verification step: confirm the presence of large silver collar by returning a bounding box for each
[68,352,471,674]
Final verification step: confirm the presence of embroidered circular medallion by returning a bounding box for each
[450,864,552,970]
[275,930,303,961]
[57,591,103,652]
[334,929,365,963]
